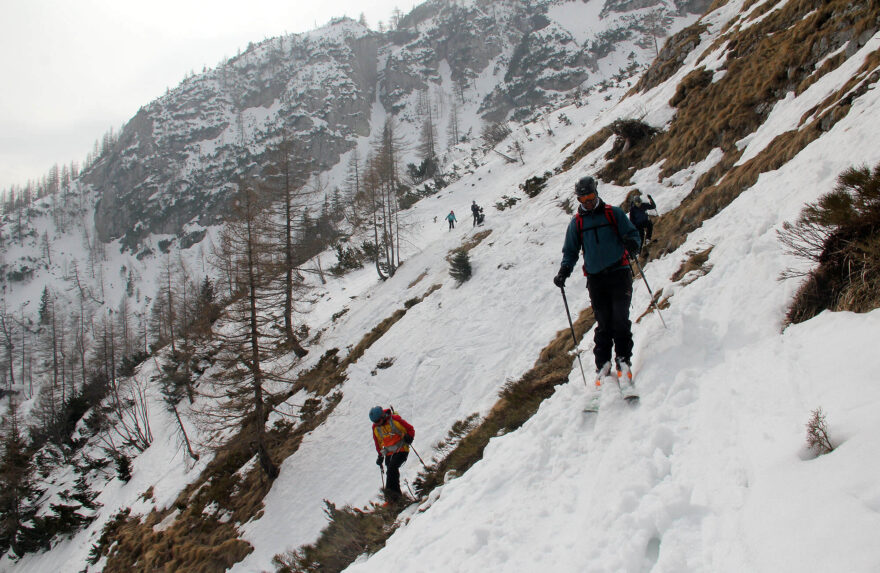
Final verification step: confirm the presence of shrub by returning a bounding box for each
[805,407,834,456]
[779,162,880,324]
[520,172,551,198]
[607,118,659,156]
[481,122,512,147]
[330,243,364,276]
[375,357,395,370]
[495,195,521,211]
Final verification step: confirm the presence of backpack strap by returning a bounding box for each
[603,205,630,267]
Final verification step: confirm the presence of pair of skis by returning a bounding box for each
[583,362,639,413]
[558,287,641,413]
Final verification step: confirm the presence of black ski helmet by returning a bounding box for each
[575,176,598,197]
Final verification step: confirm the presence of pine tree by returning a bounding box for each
[449,250,473,284]
[0,400,45,557]
[204,182,290,478]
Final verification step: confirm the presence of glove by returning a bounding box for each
[624,238,640,256]
[404,434,414,445]
[553,266,572,288]
[376,454,384,467]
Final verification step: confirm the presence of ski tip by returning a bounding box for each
[624,395,640,406]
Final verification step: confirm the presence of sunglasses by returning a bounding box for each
[576,193,598,204]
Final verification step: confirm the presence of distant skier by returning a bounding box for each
[370,406,415,503]
[628,193,657,246]
[553,175,641,390]
[446,210,457,230]
[471,201,481,227]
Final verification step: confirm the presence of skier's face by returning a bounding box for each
[577,192,598,209]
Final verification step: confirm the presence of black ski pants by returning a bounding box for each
[586,266,634,370]
[382,450,409,499]
[636,220,653,243]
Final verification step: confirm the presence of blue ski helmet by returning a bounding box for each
[369,406,385,423]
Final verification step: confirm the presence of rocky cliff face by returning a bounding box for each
[84,0,706,253]
[88,20,379,252]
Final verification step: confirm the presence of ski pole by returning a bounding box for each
[559,287,589,387]
[379,464,385,489]
[409,444,429,469]
[605,210,668,331]
[628,254,668,330]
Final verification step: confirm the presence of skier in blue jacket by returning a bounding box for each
[553,176,641,386]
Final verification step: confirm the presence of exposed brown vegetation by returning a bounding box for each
[558,127,613,173]
[635,290,672,324]
[780,162,880,324]
[460,229,493,254]
[273,501,401,572]
[446,229,493,265]
[608,0,880,201]
[597,119,661,184]
[631,22,708,94]
[669,68,713,108]
[92,507,253,573]
[407,270,429,289]
[670,246,714,283]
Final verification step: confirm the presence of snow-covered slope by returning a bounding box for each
[4,0,880,571]
[346,47,880,573]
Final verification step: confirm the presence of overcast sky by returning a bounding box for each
[0,0,421,190]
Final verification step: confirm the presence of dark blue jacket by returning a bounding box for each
[628,196,656,227]
[561,201,641,275]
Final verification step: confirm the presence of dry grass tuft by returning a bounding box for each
[670,246,714,283]
[446,229,493,265]
[407,270,429,289]
[558,128,613,173]
[273,501,400,573]
[91,508,253,573]
[780,161,880,324]
[461,229,493,253]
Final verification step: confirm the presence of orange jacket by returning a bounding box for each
[372,412,415,455]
